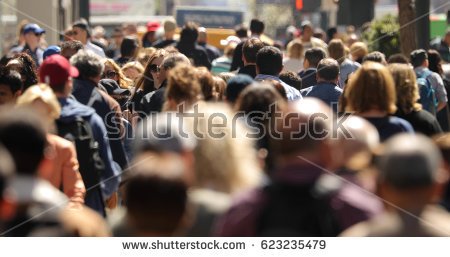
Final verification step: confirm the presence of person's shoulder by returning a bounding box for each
[300,86,313,96]
[47,134,75,151]
[389,116,414,130]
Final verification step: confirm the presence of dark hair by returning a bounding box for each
[326,27,337,42]
[226,74,254,104]
[363,51,386,64]
[242,38,265,63]
[0,107,47,175]
[387,53,409,64]
[235,24,248,38]
[0,144,14,199]
[317,58,340,81]
[7,53,38,91]
[304,47,327,68]
[72,19,91,37]
[250,19,264,35]
[427,49,443,76]
[0,69,23,94]
[196,67,215,101]
[279,71,302,91]
[60,40,84,60]
[179,22,198,44]
[120,36,139,58]
[256,46,283,76]
[410,49,428,68]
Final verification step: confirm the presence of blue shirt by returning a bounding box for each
[255,74,302,101]
[300,82,343,112]
[339,59,360,88]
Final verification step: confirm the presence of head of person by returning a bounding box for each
[103,59,132,89]
[189,103,262,193]
[135,48,168,92]
[111,27,124,46]
[262,79,287,101]
[279,71,302,91]
[197,27,207,44]
[363,51,387,65]
[235,23,248,39]
[344,62,397,115]
[22,23,45,48]
[301,21,313,41]
[303,47,327,69]
[60,40,84,60]
[410,49,428,68]
[334,115,380,170]
[256,46,283,76]
[223,41,237,59]
[43,45,61,60]
[39,54,79,97]
[121,61,144,82]
[16,84,61,132]
[350,42,369,64]
[6,53,38,91]
[387,53,409,64]
[328,39,346,64]
[145,21,160,42]
[269,98,335,169]
[249,19,264,36]
[286,39,304,60]
[0,107,47,176]
[388,63,421,114]
[123,155,188,236]
[225,74,254,105]
[70,50,104,84]
[120,36,139,58]
[195,67,215,101]
[427,49,443,75]
[444,29,450,46]
[164,64,202,111]
[316,58,340,84]
[242,38,265,65]
[179,22,199,45]
[375,134,447,213]
[0,69,23,105]
[212,76,226,101]
[163,18,177,38]
[158,53,192,88]
[72,19,91,44]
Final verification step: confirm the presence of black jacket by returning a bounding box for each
[176,42,211,70]
[298,68,317,90]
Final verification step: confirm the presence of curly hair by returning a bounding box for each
[164,64,203,111]
[7,53,38,91]
[388,63,421,114]
[70,50,104,80]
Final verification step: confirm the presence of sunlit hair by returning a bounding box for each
[16,83,61,119]
[327,39,346,64]
[121,61,144,79]
[350,41,368,62]
[136,47,156,67]
[388,63,422,113]
[103,59,132,89]
[344,61,397,114]
[286,39,304,59]
[164,64,203,111]
[190,103,262,194]
[196,67,215,101]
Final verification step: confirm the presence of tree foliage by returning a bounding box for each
[362,14,401,58]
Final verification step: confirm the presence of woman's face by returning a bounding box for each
[149,56,164,87]
[103,63,119,82]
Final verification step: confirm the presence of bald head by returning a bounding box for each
[376,134,442,189]
[270,98,333,159]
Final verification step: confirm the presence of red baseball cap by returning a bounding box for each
[146,21,160,32]
[39,54,79,87]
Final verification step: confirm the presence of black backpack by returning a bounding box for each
[55,117,106,214]
[256,174,342,236]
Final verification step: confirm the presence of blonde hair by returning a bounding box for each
[164,64,203,111]
[104,59,133,89]
[328,39,346,64]
[121,61,144,77]
[16,83,61,119]
[344,61,397,114]
[388,63,422,113]
[286,39,304,59]
[350,41,368,62]
[190,103,262,194]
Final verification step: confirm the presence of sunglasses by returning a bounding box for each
[103,70,118,79]
[149,64,161,73]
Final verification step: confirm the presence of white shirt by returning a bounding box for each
[85,40,106,58]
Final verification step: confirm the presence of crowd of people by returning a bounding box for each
[0,16,450,237]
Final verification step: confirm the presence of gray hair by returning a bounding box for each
[70,50,104,80]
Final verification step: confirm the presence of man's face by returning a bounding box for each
[72,27,87,42]
[0,84,16,105]
[23,32,41,46]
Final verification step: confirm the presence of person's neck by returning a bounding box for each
[26,42,38,51]
[316,79,337,85]
[359,109,388,118]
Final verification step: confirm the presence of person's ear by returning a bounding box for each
[13,90,22,99]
